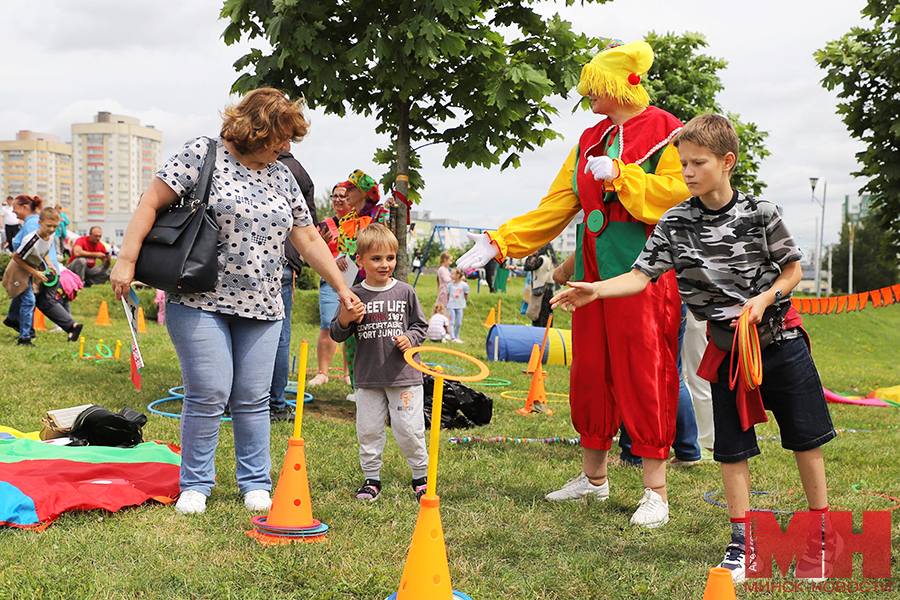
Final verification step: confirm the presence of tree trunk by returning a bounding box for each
[393,100,411,281]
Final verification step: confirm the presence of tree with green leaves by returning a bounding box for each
[221,0,607,277]
[816,0,900,256]
[643,31,770,196]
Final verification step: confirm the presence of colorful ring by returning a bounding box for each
[403,346,489,382]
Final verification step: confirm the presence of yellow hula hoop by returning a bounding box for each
[500,390,569,402]
[403,346,490,383]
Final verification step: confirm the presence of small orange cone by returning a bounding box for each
[481,307,496,328]
[33,309,47,331]
[137,306,147,333]
[523,344,542,375]
[394,496,454,600]
[516,360,552,415]
[267,438,317,528]
[701,567,736,600]
[95,301,111,326]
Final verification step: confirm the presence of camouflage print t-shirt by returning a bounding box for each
[632,190,802,322]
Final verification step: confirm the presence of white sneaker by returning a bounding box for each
[718,541,747,583]
[630,488,669,528]
[175,490,207,514]
[346,392,356,402]
[545,472,610,501]
[451,338,464,344]
[243,489,272,512]
[49,326,64,333]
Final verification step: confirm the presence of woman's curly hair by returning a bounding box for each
[220,88,309,156]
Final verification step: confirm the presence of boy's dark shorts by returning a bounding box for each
[710,336,836,463]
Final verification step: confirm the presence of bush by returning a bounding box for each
[296,266,319,290]
[0,253,10,276]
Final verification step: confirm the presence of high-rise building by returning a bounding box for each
[71,112,162,243]
[0,131,73,209]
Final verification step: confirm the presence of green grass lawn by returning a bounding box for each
[0,277,897,599]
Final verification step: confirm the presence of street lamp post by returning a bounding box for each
[810,178,827,299]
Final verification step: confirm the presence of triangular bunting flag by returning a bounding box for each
[801,298,811,314]
[871,289,883,308]
[826,297,838,314]
[881,287,895,306]
[858,292,869,309]
[836,296,847,314]
[847,294,858,312]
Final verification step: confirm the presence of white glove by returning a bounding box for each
[584,155,618,182]
[456,232,499,270]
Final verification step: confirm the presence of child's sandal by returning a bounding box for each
[355,478,381,501]
[411,476,428,501]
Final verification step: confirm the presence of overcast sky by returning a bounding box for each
[2,0,869,258]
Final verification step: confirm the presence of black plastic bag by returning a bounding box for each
[422,375,493,429]
[68,406,148,447]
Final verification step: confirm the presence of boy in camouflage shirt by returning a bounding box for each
[552,114,836,584]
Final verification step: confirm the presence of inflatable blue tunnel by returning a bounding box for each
[485,324,572,366]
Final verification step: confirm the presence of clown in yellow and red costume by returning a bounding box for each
[458,40,689,527]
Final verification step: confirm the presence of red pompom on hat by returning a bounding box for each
[628,73,641,85]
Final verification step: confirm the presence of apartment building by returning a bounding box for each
[71,112,162,243]
[0,131,73,210]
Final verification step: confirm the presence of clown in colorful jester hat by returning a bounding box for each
[457,40,689,528]
[335,169,391,387]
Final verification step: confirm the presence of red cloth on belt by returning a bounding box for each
[696,306,806,431]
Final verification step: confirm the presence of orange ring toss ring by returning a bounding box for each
[729,311,763,391]
[403,346,490,383]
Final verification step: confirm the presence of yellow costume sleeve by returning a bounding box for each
[489,146,582,260]
[607,144,689,224]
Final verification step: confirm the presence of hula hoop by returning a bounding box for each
[500,390,569,402]
[450,436,581,445]
[147,396,232,423]
[788,485,900,511]
[285,393,314,407]
[470,377,511,387]
[403,346,489,383]
[96,343,113,359]
[704,490,795,514]
[42,269,59,287]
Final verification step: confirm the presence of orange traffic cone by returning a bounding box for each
[137,306,147,333]
[246,437,327,545]
[95,301,111,326]
[392,496,454,600]
[33,309,47,331]
[701,567,736,600]
[516,360,552,415]
[523,344,542,375]
[481,307,496,328]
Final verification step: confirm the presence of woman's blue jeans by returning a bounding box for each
[166,303,281,496]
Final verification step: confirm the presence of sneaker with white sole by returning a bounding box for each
[545,472,610,501]
[243,489,272,512]
[346,392,356,402]
[718,541,747,583]
[175,489,207,514]
[629,488,669,528]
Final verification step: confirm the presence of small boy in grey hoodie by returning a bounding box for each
[330,224,429,501]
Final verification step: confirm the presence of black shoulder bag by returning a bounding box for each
[134,139,221,294]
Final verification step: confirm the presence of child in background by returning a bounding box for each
[436,251,452,307]
[552,114,835,583]
[446,268,469,343]
[330,223,429,501]
[3,207,84,345]
[426,303,452,342]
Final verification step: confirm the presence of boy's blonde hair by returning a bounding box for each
[673,113,740,173]
[39,207,59,223]
[356,223,399,256]
[432,303,445,315]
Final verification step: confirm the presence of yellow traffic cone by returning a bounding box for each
[137,306,147,333]
[701,567,736,600]
[393,496,454,600]
[481,307,496,328]
[95,301,111,326]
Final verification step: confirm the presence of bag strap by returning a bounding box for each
[186,137,218,208]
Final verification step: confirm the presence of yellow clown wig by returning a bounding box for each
[576,40,653,108]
